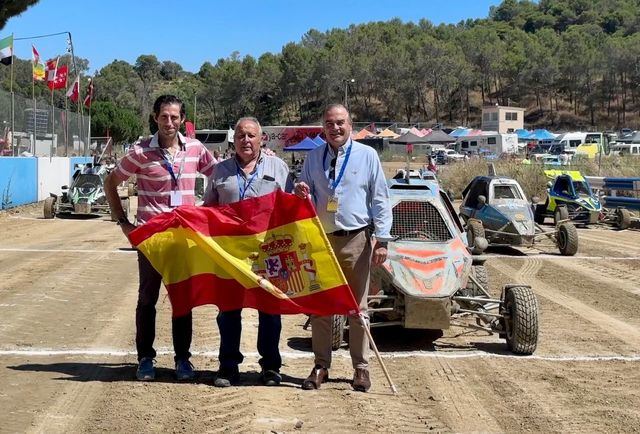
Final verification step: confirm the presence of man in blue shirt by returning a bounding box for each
[294,104,392,392]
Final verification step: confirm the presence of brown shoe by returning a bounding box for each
[353,368,371,392]
[301,365,329,390]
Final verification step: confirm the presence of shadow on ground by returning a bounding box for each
[7,363,304,387]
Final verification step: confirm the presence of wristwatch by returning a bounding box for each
[117,216,129,226]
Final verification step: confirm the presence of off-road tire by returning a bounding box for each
[331,315,346,351]
[465,265,489,297]
[466,219,485,253]
[616,208,631,230]
[557,222,578,256]
[43,196,56,219]
[554,205,569,225]
[503,286,538,355]
[534,204,546,225]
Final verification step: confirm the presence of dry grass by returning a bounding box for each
[382,156,640,200]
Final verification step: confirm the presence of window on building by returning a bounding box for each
[505,112,518,121]
[483,113,489,121]
[487,137,497,145]
[491,112,498,121]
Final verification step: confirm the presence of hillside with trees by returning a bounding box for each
[2,0,640,142]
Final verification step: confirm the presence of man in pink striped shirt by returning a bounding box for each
[105,95,215,382]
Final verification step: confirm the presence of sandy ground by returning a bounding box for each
[1,199,640,433]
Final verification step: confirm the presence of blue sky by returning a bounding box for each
[3,0,502,74]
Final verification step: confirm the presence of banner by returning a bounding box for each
[130,190,358,317]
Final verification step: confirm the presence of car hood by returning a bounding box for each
[378,237,471,298]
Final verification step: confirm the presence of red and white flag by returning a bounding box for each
[83,78,94,108]
[46,58,68,90]
[66,75,80,102]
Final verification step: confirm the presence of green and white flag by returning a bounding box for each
[0,35,13,66]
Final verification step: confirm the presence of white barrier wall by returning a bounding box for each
[37,157,71,200]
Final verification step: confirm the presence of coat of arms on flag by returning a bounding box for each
[129,190,358,317]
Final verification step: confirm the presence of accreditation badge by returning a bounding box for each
[326,195,338,213]
[169,191,183,207]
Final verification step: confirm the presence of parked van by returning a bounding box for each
[611,143,640,156]
[456,133,518,155]
[550,132,606,158]
[195,129,233,152]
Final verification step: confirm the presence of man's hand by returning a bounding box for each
[294,182,310,199]
[372,240,388,266]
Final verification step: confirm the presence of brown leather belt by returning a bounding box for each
[329,226,369,237]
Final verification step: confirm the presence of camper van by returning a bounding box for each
[456,133,518,155]
[551,132,606,158]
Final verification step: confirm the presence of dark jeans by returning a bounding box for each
[136,252,192,362]
[217,309,282,372]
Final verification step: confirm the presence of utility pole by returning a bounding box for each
[343,78,355,111]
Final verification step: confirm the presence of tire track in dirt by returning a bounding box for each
[578,231,640,254]
[554,259,640,296]
[492,259,640,349]
[457,357,570,432]
[203,388,257,432]
[421,357,502,432]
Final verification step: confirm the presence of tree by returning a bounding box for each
[0,0,39,29]
[90,101,143,144]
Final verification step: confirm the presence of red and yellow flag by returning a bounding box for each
[129,190,359,317]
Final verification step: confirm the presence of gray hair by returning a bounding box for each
[234,117,262,135]
[322,103,352,122]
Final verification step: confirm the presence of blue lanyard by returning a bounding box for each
[323,143,352,190]
[159,149,184,186]
[236,161,261,200]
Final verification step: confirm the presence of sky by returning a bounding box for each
[3,0,503,74]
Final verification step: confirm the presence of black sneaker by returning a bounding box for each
[214,367,239,387]
[261,369,282,386]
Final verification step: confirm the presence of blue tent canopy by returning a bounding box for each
[312,134,326,145]
[516,129,532,139]
[283,137,320,151]
[449,127,470,137]
[529,129,556,140]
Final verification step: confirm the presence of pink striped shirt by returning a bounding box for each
[111,132,215,224]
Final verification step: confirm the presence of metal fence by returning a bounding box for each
[0,89,90,157]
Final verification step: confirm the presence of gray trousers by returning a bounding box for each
[310,229,372,370]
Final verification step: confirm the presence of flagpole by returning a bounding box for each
[10,33,15,156]
[64,94,69,157]
[66,32,85,157]
[32,73,36,154]
[359,314,398,394]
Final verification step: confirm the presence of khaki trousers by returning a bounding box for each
[311,229,372,369]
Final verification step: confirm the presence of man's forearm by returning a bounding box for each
[104,173,126,220]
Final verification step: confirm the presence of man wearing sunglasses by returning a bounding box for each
[294,104,392,392]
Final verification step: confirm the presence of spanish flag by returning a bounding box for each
[129,190,359,317]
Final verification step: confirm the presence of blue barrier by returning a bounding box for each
[602,177,640,191]
[603,196,640,211]
[0,157,38,209]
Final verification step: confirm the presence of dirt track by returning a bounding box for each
[1,201,640,433]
